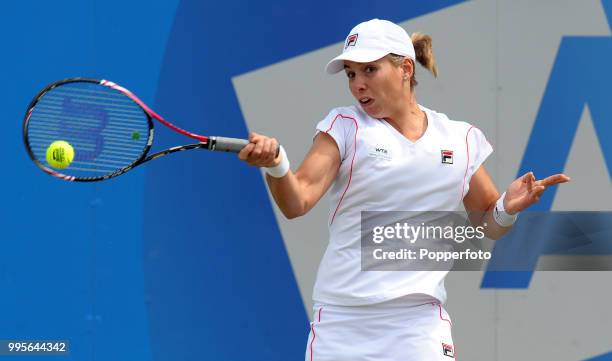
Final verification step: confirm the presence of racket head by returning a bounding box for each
[23,78,154,181]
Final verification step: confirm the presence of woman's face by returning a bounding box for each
[344,57,410,119]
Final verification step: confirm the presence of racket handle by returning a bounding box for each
[207,136,280,157]
[207,136,249,153]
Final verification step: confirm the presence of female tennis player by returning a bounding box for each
[238,18,569,361]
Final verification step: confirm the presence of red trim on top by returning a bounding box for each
[324,114,341,133]
[327,114,358,225]
[460,126,474,201]
[438,304,452,327]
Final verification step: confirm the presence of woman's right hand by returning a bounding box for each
[238,132,281,168]
[237,131,340,219]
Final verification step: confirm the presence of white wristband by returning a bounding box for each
[265,145,290,178]
[493,192,518,227]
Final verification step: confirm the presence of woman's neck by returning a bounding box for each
[384,94,427,142]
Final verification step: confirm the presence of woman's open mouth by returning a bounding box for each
[359,97,374,106]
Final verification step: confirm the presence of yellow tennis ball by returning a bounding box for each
[46,141,75,169]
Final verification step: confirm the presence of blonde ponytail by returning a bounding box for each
[411,32,438,78]
[387,32,437,89]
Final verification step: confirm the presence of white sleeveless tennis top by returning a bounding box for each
[312,104,492,306]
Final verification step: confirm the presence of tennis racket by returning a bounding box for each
[23,78,269,182]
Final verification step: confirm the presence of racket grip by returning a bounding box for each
[207,136,280,157]
[207,136,249,153]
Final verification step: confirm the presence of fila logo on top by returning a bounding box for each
[441,150,453,164]
[345,33,358,48]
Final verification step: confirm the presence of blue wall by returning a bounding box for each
[0,1,464,360]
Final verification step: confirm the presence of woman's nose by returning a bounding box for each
[351,74,367,92]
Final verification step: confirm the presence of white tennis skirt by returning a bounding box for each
[305,296,456,361]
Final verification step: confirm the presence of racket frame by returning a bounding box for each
[25,78,170,181]
[23,78,253,182]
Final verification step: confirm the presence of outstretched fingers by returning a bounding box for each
[537,174,571,187]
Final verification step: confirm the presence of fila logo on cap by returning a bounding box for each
[441,150,454,164]
[345,33,358,49]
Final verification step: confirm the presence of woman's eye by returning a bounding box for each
[346,72,355,79]
[365,66,376,73]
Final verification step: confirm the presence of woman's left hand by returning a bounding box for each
[504,172,571,214]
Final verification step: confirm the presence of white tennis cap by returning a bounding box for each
[325,19,415,74]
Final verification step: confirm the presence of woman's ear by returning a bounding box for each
[402,58,414,80]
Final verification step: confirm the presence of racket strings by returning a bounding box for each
[26,81,151,178]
